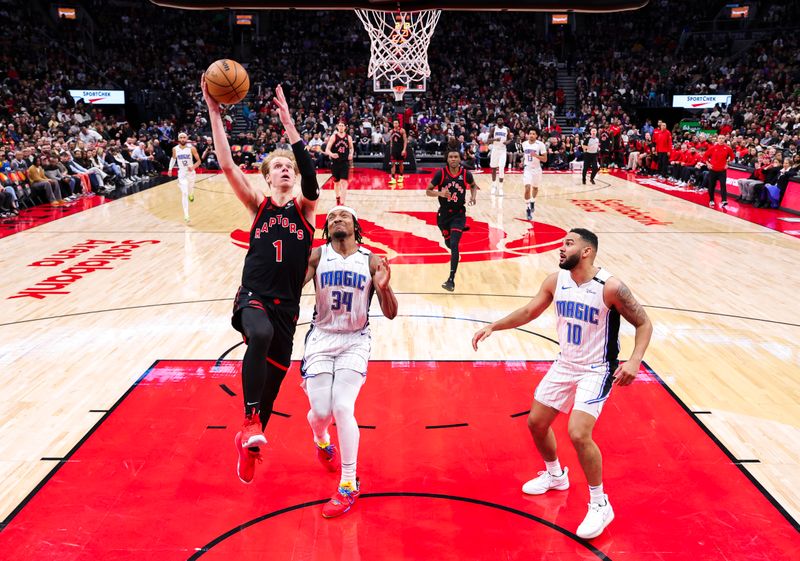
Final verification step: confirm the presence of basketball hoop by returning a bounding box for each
[355,9,441,99]
[392,85,407,102]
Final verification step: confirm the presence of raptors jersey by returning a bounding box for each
[312,244,373,332]
[242,197,314,311]
[174,145,194,175]
[522,140,547,171]
[492,126,509,151]
[553,268,620,365]
[331,133,350,160]
[432,166,473,211]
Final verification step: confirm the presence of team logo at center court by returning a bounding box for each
[230,212,566,264]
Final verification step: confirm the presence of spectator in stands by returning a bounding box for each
[27,156,65,206]
[132,142,156,175]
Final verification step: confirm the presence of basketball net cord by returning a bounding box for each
[355,9,441,102]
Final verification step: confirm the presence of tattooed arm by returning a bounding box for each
[604,277,653,386]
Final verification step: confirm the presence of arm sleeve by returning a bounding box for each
[431,170,443,187]
[292,140,319,201]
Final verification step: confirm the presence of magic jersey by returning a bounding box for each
[312,244,374,332]
[174,145,194,175]
[522,140,547,171]
[553,268,620,365]
[492,126,509,151]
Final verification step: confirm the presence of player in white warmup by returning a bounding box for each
[168,132,201,222]
[521,129,548,221]
[472,228,652,540]
[489,116,510,196]
[301,205,398,518]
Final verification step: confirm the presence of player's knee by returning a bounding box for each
[527,413,550,436]
[246,320,274,349]
[331,400,355,421]
[568,424,594,447]
[308,405,332,423]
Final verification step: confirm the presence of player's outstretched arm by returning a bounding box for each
[604,277,652,386]
[472,273,557,350]
[201,74,261,215]
[274,84,319,220]
[303,247,322,287]
[370,254,398,319]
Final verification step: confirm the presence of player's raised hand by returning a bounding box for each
[374,257,391,290]
[200,74,221,114]
[472,326,493,351]
[273,85,293,127]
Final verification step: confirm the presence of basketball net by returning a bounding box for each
[355,9,441,102]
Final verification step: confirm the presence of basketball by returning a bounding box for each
[204,59,250,104]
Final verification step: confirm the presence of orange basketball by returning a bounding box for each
[204,59,250,104]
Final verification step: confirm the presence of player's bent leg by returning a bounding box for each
[322,368,365,518]
[331,368,365,483]
[569,409,614,539]
[304,372,340,472]
[568,410,602,485]
[522,399,570,495]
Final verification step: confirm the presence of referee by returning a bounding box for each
[582,127,599,185]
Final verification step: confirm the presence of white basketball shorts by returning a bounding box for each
[490,150,507,170]
[523,168,543,187]
[301,327,371,378]
[178,170,196,194]
[534,359,615,418]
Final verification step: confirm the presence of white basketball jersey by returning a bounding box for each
[492,126,509,151]
[175,145,194,174]
[522,140,547,171]
[553,268,620,365]
[312,244,373,333]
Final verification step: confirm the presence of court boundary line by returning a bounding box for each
[3,295,797,329]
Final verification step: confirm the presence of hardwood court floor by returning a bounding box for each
[1,168,798,556]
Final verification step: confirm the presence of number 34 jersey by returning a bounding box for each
[554,268,620,366]
[312,244,374,333]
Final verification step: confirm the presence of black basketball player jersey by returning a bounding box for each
[390,129,404,148]
[332,133,350,159]
[432,166,473,211]
[242,197,314,310]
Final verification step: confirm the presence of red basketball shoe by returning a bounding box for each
[234,431,263,484]
[316,443,341,472]
[322,480,361,518]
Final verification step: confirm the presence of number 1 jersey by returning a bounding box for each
[242,197,314,311]
[312,244,374,332]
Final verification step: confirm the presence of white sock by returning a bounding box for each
[545,459,563,476]
[524,198,531,209]
[589,484,606,505]
[332,369,365,486]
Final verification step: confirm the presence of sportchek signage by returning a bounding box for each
[69,89,126,105]
[672,95,732,109]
